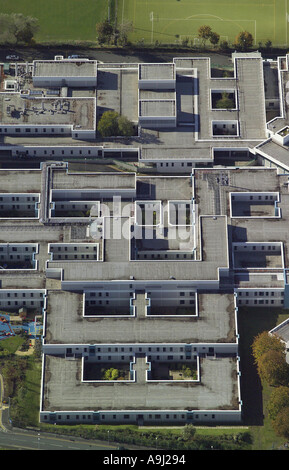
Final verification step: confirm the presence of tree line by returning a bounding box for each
[95,18,274,52]
[252,330,289,439]
[0,13,39,45]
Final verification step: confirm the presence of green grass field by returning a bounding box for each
[121,0,289,46]
[0,0,108,42]
[1,0,289,46]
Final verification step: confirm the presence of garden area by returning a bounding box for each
[83,363,131,381]
[149,362,198,381]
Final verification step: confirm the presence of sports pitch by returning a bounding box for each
[121,0,289,46]
[1,0,289,46]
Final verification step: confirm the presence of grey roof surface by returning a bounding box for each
[139,63,175,81]
[33,60,97,77]
[51,170,136,190]
[46,215,228,282]
[139,99,175,117]
[256,139,289,170]
[0,95,96,129]
[43,354,238,412]
[44,290,235,345]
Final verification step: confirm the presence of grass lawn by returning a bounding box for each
[10,356,42,426]
[1,0,288,46]
[237,307,289,449]
[0,335,24,354]
[20,358,42,425]
[0,0,109,42]
[120,0,289,46]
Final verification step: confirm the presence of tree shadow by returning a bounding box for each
[237,307,283,425]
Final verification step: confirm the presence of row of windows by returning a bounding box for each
[0,255,31,260]
[85,346,190,353]
[52,246,97,251]
[91,355,193,361]
[234,245,279,250]
[87,292,109,297]
[0,292,43,298]
[87,291,195,298]
[0,205,34,210]
[43,413,200,421]
[54,254,97,260]
[238,299,283,305]
[56,204,93,209]
[86,299,195,306]
[15,149,102,156]
[138,253,194,259]
[231,195,275,201]
[0,300,43,306]
[0,247,34,252]
[238,291,283,296]
[0,128,66,133]
[159,162,193,167]
[0,196,37,201]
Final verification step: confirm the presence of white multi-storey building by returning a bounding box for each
[0,52,289,425]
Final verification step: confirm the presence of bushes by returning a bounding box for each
[41,424,251,450]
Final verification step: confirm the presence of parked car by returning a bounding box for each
[68,55,79,59]
[6,55,20,60]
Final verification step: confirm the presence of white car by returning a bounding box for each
[6,55,20,60]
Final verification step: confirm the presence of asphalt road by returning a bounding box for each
[0,428,124,450]
[0,45,235,67]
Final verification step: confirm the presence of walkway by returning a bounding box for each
[0,374,9,432]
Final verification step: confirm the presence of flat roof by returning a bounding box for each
[33,60,97,78]
[0,95,96,130]
[139,99,176,117]
[139,63,175,81]
[46,215,228,282]
[0,169,41,192]
[44,290,235,345]
[43,354,239,412]
[51,169,136,190]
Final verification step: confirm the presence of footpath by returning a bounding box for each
[0,374,9,432]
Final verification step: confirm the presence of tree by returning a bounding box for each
[103,368,119,380]
[257,350,289,386]
[97,111,135,137]
[209,31,220,47]
[215,92,235,109]
[97,111,119,137]
[271,406,289,439]
[234,31,254,51]
[117,20,133,46]
[117,115,134,136]
[267,386,289,421]
[11,13,39,44]
[219,40,230,51]
[198,25,212,46]
[96,20,113,45]
[182,424,196,440]
[252,331,284,365]
[265,40,272,51]
[0,13,39,45]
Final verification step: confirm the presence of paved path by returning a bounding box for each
[0,374,9,432]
